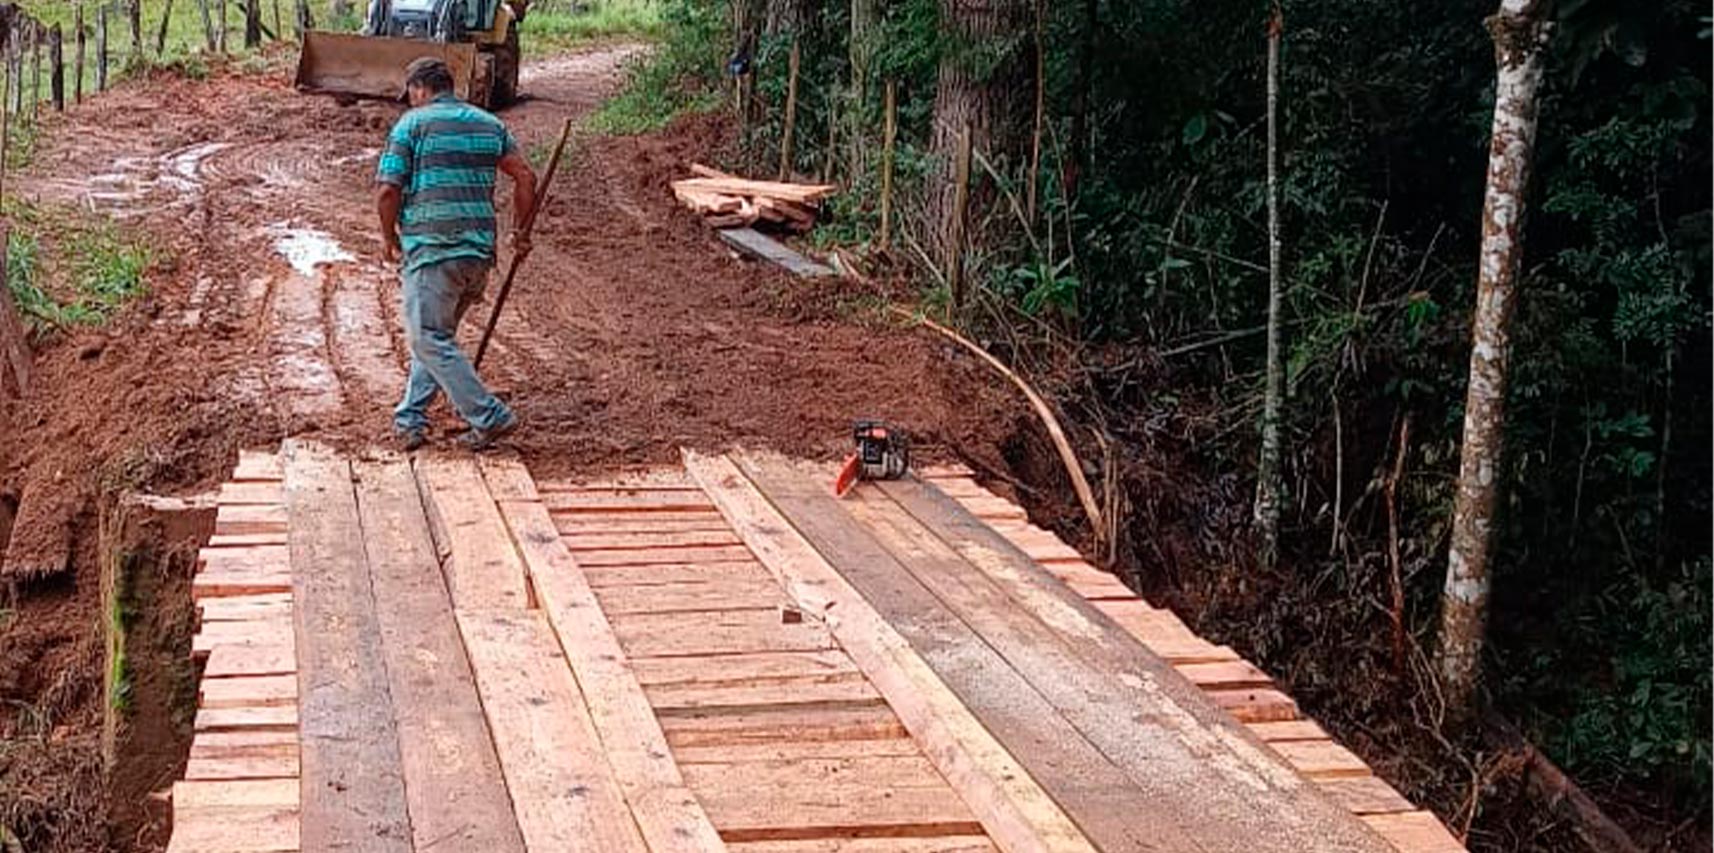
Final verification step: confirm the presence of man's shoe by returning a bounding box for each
[397,427,428,451]
[459,413,518,452]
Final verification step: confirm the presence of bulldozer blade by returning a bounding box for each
[294,31,479,101]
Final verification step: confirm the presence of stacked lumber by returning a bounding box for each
[672,164,834,231]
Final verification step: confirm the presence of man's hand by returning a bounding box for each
[382,236,402,265]
[508,231,532,261]
[376,183,405,266]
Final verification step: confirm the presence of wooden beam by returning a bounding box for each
[683,450,1096,853]
[413,453,530,610]
[282,439,412,852]
[495,494,727,853]
[353,457,525,853]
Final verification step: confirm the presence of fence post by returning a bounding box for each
[74,6,85,103]
[946,122,972,311]
[216,0,226,53]
[129,0,140,53]
[295,0,311,38]
[776,35,799,181]
[244,0,260,47]
[9,28,21,115]
[271,0,281,40]
[96,5,107,90]
[49,24,61,112]
[878,79,896,251]
[155,0,173,54]
[30,22,41,123]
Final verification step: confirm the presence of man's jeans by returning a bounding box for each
[394,257,513,434]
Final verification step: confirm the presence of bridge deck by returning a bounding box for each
[168,442,1464,853]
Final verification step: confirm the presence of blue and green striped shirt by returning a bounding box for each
[377,94,519,272]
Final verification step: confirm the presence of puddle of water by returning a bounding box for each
[163,142,232,191]
[267,224,356,276]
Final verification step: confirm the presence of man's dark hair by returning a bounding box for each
[404,57,455,95]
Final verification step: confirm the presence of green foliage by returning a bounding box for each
[525,0,665,56]
[5,203,151,331]
[586,0,723,134]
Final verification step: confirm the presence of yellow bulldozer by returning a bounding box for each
[295,0,525,108]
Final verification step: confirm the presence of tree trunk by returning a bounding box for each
[928,0,1029,263]
[1024,0,1044,225]
[1436,0,1553,718]
[1254,5,1284,567]
[846,0,878,173]
[1065,0,1095,197]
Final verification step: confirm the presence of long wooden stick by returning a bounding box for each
[474,117,572,368]
[893,307,1106,544]
[777,35,799,181]
[878,78,895,250]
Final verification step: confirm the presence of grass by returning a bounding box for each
[6,200,151,332]
[522,0,663,57]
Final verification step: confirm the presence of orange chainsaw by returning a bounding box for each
[833,420,910,497]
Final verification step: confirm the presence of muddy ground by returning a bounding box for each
[0,45,1023,850]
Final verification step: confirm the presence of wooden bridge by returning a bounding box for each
[167,440,1466,853]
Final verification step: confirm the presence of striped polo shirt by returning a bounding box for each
[376,93,519,272]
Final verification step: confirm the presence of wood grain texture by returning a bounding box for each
[283,439,412,852]
[413,453,530,610]
[353,458,526,853]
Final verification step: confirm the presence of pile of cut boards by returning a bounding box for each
[671,163,835,232]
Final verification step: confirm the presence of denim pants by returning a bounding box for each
[394,257,513,433]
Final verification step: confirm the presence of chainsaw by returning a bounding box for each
[833,420,910,497]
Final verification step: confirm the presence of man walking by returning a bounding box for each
[376,57,538,450]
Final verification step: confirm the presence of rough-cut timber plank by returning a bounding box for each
[1174,660,1275,690]
[694,782,983,843]
[555,513,734,534]
[183,747,299,781]
[198,674,297,709]
[203,642,295,678]
[683,451,1096,853]
[583,561,771,588]
[577,544,757,566]
[457,607,650,852]
[353,458,526,853]
[198,593,292,623]
[717,227,836,278]
[657,703,903,747]
[680,756,946,790]
[672,739,925,767]
[841,482,1358,853]
[283,439,412,852]
[193,618,293,652]
[543,490,717,512]
[1208,688,1301,723]
[478,454,541,501]
[1247,719,1332,742]
[633,650,861,687]
[194,704,298,732]
[218,481,285,505]
[414,454,530,610]
[233,449,284,482]
[726,838,995,852]
[594,577,792,615]
[612,608,836,658]
[191,572,293,599]
[563,529,746,551]
[207,531,291,547]
[646,677,881,711]
[173,778,298,810]
[1316,776,1418,816]
[1273,740,1373,779]
[497,495,727,853]
[165,805,298,853]
[1360,811,1467,852]
[214,503,287,535]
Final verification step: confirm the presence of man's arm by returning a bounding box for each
[376,183,403,263]
[498,150,538,256]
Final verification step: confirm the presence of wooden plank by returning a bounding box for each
[214,503,287,535]
[554,512,734,534]
[456,607,650,852]
[679,755,945,790]
[198,593,292,622]
[184,747,299,780]
[1174,659,1275,690]
[543,490,716,512]
[1208,688,1301,723]
[477,453,540,501]
[193,618,293,652]
[218,480,284,505]
[593,576,792,615]
[353,458,526,853]
[191,573,294,599]
[173,778,298,810]
[671,738,923,765]
[837,482,1325,853]
[657,703,903,747]
[563,529,745,551]
[1246,719,1332,742]
[583,560,772,588]
[1273,740,1372,779]
[646,677,880,711]
[695,783,983,843]
[612,608,835,658]
[191,730,299,751]
[207,531,290,547]
[200,546,289,573]
[498,495,726,853]
[576,544,756,567]
[672,176,836,203]
[198,674,296,709]
[194,704,298,732]
[717,227,836,278]
[1359,811,1465,852]
[283,439,412,852]
[203,642,295,677]
[537,469,697,490]
[684,451,1097,853]
[413,454,530,610]
[633,650,862,687]
[233,449,283,482]
[165,805,298,853]
[726,838,994,852]
[1316,776,1417,816]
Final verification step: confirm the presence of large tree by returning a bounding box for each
[1437,0,1554,716]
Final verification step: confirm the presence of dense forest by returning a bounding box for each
[613,0,1711,847]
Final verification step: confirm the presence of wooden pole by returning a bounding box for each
[96,5,108,90]
[74,6,85,104]
[946,122,972,310]
[129,0,141,53]
[49,24,62,112]
[30,23,41,123]
[878,79,896,250]
[9,28,21,115]
[196,0,214,50]
[1025,0,1045,225]
[776,35,799,182]
[216,0,227,53]
[156,0,173,54]
[244,0,260,47]
[271,0,282,40]
[1,60,10,202]
[475,118,574,368]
